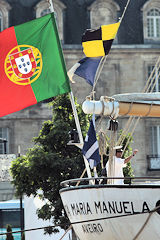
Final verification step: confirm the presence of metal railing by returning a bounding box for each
[60,176,160,188]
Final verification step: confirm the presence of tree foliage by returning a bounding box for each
[10,94,134,233]
[11,94,90,232]
[21,233,25,240]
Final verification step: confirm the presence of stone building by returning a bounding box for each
[0,0,160,200]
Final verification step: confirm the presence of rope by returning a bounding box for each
[99,131,107,156]
[59,225,72,240]
[143,56,160,93]
[95,100,105,131]
[145,102,153,117]
[122,117,140,154]
[108,130,117,184]
[0,205,159,238]
[117,116,135,146]
[98,131,107,168]
[150,70,160,93]
[92,56,106,94]
[123,102,133,116]
[117,57,160,150]
[132,205,160,240]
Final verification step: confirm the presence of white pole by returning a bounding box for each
[69,92,83,144]
[48,0,92,178]
[119,0,131,23]
[48,0,54,12]
[69,93,92,179]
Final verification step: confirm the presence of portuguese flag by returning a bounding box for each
[0,13,70,117]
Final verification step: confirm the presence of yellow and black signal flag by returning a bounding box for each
[82,22,120,57]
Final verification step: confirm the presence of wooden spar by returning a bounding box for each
[82,98,160,118]
[119,102,160,117]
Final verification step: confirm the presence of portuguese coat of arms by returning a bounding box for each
[9,48,37,79]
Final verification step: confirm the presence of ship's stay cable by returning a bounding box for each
[122,117,140,154]
[132,212,153,239]
[108,130,117,184]
[59,225,72,240]
[98,131,107,168]
[0,205,159,239]
[117,57,160,150]
[143,56,160,93]
[117,56,160,146]
[92,56,106,97]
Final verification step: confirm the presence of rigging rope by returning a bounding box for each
[59,225,72,240]
[92,56,106,96]
[0,205,159,239]
[108,130,117,184]
[132,205,160,240]
[98,131,107,168]
[122,117,140,154]
[117,56,160,150]
[117,116,135,146]
[143,56,160,93]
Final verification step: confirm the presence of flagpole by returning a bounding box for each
[119,0,131,23]
[91,0,131,95]
[69,92,83,145]
[48,0,54,12]
[48,0,92,178]
[69,95,92,179]
[89,0,132,182]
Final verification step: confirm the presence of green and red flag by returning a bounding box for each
[0,13,70,117]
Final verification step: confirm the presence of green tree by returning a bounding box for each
[21,232,25,240]
[10,94,134,235]
[11,94,90,233]
[6,225,14,240]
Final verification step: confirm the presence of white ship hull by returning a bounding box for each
[60,182,160,240]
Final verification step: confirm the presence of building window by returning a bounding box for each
[147,65,160,92]
[148,126,160,170]
[142,0,160,42]
[0,128,9,154]
[147,9,160,38]
[88,0,120,28]
[40,8,51,17]
[88,0,120,43]
[35,0,66,42]
[0,1,11,31]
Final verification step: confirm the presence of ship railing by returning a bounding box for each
[60,176,160,188]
